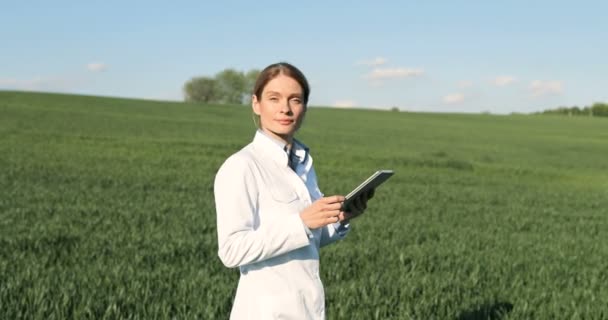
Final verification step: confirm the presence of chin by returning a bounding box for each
[270,127,296,137]
[272,126,296,134]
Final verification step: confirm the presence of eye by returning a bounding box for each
[269,96,279,102]
[290,97,302,104]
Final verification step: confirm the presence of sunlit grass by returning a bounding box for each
[1,91,607,319]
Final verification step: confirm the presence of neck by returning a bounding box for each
[260,128,293,147]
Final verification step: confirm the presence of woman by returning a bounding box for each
[215,62,373,319]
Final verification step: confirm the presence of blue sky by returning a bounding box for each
[2,0,607,114]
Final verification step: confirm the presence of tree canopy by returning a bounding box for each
[184,68,260,104]
[539,102,608,117]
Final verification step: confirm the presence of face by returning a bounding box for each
[252,74,306,145]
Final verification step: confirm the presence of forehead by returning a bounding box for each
[262,74,303,95]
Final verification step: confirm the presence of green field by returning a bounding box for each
[1,91,607,319]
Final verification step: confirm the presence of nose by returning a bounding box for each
[280,100,293,114]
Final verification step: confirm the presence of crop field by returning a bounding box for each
[1,91,607,319]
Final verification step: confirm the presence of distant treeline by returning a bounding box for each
[539,102,608,117]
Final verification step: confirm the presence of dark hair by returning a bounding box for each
[253,62,310,105]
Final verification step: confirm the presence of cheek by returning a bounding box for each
[257,103,272,116]
[295,107,307,122]
[258,104,276,126]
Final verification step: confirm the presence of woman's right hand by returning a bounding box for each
[300,195,345,229]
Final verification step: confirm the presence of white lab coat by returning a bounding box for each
[215,130,348,319]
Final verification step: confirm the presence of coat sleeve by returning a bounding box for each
[320,222,349,247]
[215,154,311,268]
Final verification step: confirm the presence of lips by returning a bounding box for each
[276,119,294,125]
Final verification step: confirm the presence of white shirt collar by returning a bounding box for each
[253,130,309,168]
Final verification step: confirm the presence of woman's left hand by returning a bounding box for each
[338,189,375,223]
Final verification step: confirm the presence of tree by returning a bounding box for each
[245,69,260,92]
[591,102,608,117]
[243,69,261,104]
[184,68,261,105]
[539,102,608,118]
[215,69,247,104]
[183,77,219,103]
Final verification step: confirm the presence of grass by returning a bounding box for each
[1,90,607,319]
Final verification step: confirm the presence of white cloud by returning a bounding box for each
[86,62,107,72]
[529,80,563,96]
[443,93,465,104]
[0,78,21,87]
[0,71,94,94]
[457,81,473,88]
[364,67,424,80]
[356,57,387,67]
[332,100,356,108]
[0,76,75,91]
[493,76,516,87]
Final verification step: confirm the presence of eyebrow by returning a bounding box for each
[264,91,303,98]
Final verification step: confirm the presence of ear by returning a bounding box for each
[252,95,261,115]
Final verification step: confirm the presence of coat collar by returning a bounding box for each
[253,130,309,168]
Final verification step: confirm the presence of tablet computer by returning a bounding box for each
[342,170,394,212]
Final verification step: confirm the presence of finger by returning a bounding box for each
[360,195,368,210]
[351,197,360,213]
[324,195,345,204]
[354,196,366,212]
[323,202,343,211]
[338,211,354,222]
[367,189,375,200]
[342,211,355,221]
[325,215,340,224]
[359,195,367,208]
[323,209,342,218]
